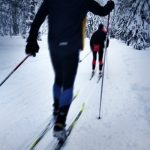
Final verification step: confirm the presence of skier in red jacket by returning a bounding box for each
[90,23,109,75]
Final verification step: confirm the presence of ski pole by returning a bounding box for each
[0,54,31,87]
[98,14,110,119]
[79,51,91,63]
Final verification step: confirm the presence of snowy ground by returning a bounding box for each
[0,36,150,150]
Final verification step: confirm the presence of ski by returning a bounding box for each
[53,103,85,150]
[97,73,103,83]
[73,90,79,101]
[29,116,56,150]
[89,71,95,80]
[28,91,79,150]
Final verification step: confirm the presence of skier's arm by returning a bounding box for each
[88,0,114,16]
[27,0,48,42]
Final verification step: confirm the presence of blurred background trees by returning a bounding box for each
[0,0,149,50]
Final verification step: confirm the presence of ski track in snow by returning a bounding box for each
[0,36,150,150]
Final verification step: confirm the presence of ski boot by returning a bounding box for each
[99,70,103,75]
[53,105,69,141]
[92,69,95,75]
[99,64,103,76]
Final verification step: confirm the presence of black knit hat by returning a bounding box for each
[98,23,104,30]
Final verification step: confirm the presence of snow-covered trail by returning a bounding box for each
[0,36,54,150]
[65,40,150,150]
[0,36,150,150]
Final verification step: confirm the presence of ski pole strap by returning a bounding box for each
[0,55,31,87]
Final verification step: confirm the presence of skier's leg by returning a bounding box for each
[50,51,63,116]
[92,51,97,72]
[98,48,103,73]
[54,50,79,132]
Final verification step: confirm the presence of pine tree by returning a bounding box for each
[0,0,39,38]
[22,0,38,39]
[86,0,108,38]
[0,0,149,50]
[111,0,150,50]
[0,0,11,36]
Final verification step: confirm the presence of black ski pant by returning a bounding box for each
[92,48,104,70]
[49,45,79,107]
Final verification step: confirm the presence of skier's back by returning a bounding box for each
[90,23,109,74]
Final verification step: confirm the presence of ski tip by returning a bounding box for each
[81,102,85,110]
[73,90,80,101]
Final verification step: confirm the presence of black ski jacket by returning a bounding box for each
[27,0,114,50]
[90,28,109,50]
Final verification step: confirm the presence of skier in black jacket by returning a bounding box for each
[25,0,114,140]
[90,23,109,75]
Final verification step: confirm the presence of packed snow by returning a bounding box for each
[0,36,150,150]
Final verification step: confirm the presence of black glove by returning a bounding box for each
[107,0,115,11]
[25,41,39,57]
